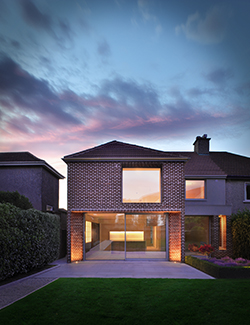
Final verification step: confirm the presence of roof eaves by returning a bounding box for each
[0,161,65,179]
[226,175,250,180]
[185,174,227,179]
[63,156,190,163]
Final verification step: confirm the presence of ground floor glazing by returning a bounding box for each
[85,213,167,260]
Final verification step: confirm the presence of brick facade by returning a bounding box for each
[67,161,186,263]
[210,215,233,258]
[70,212,83,262]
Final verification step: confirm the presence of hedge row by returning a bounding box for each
[185,256,250,279]
[231,209,250,260]
[0,203,60,281]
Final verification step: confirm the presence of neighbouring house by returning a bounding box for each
[0,152,64,212]
[63,135,250,263]
[0,151,67,258]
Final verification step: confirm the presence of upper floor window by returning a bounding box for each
[186,180,205,199]
[122,168,161,203]
[245,183,250,201]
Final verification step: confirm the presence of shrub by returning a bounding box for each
[0,203,60,281]
[188,243,199,252]
[198,244,214,255]
[231,209,250,260]
[0,191,33,210]
[185,255,250,279]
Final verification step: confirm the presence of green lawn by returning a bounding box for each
[1,278,250,324]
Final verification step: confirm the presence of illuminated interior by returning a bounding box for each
[85,221,92,243]
[122,168,161,203]
[85,213,166,260]
[219,215,227,250]
[110,231,144,241]
[185,180,205,199]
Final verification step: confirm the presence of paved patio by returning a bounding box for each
[0,257,214,310]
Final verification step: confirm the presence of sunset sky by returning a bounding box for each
[0,0,250,209]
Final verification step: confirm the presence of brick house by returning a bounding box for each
[0,152,64,212]
[63,135,250,263]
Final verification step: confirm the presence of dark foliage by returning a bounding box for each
[0,191,33,210]
[231,209,250,260]
[185,255,250,279]
[0,203,60,281]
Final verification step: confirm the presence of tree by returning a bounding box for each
[0,191,33,210]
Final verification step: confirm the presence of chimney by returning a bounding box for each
[193,134,211,155]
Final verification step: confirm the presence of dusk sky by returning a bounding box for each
[0,0,250,209]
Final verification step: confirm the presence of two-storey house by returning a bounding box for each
[63,135,250,263]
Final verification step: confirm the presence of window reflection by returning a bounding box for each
[185,180,205,199]
[122,168,161,203]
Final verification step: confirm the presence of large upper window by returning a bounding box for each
[245,183,250,201]
[122,168,161,203]
[186,180,205,199]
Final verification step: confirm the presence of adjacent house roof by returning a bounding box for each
[63,140,189,162]
[64,139,250,179]
[0,152,64,179]
[175,151,250,179]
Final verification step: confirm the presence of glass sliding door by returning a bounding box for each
[85,213,125,260]
[125,214,166,259]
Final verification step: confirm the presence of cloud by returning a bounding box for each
[235,81,250,96]
[20,0,74,47]
[97,39,111,57]
[0,55,249,151]
[137,0,162,36]
[187,87,214,97]
[20,0,52,31]
[0,56,81,130]
[204,68,234,85]
[176,5,231,44]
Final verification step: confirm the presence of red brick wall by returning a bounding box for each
[67,161,186,262]
[169,213,182,261]
[70,212,83,262]
[211,215,233,258]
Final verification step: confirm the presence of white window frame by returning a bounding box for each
[244,182,250,202]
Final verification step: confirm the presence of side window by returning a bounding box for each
[185,180,205,199]
[219,215,227,250]
[245,183,250,201]
[85,221,92,243]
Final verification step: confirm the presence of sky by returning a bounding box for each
[0,0,250,209]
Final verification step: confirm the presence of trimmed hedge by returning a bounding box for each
[185,255,250,279]
[0,203,60,281]
[0,191,33,210]
[231,209,250,259]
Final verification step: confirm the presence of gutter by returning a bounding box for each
[62,157,190,163]
[0,161,65,179]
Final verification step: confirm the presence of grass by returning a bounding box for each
[1,278,250,324]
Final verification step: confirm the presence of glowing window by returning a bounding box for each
[186,180,205,199]
[122,168,161,203]
[219,215,227,250]
[85,221,92,243]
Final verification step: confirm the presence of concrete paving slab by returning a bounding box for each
[0,257,214,310]
[37,258,214,279]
